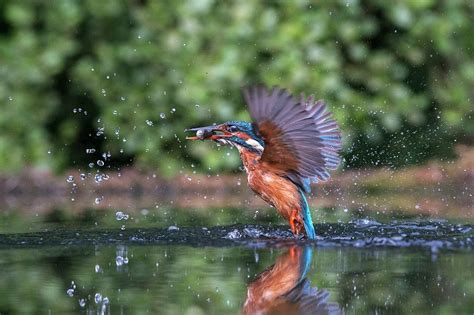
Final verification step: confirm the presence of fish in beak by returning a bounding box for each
[185,124,232,141]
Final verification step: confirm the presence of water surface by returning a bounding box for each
[0,209,473,314]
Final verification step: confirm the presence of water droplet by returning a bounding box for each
[97,160,104,167]
[116,256,124,266]
[146,120,153,126]
[103,297,109,305]
[94,174,103,183]
[86,148,96,154]
[95,264,101,273]
[95,196,103,204]
[79,299,86,307]
[167,225,179,231]
[160,113,166,119]
[88,162,95,168]
[94,293,102,304]
[66,176,74,183]
[66,288,74,297]
[115,211,129,221]
[80,173,86,180]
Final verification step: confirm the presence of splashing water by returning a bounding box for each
[1,221,472,250]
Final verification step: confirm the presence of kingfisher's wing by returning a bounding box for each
[243,85,341,192]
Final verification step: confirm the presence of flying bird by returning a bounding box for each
[186,85,341,239]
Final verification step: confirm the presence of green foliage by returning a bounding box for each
[0,0,472,173]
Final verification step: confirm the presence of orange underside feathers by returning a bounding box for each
[239,149,306,236]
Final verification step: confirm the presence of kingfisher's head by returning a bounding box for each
[185,121,264,153]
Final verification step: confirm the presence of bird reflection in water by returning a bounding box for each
[243,246,342,315]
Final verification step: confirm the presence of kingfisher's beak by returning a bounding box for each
[185,124,231,141]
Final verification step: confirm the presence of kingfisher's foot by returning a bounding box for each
[289,210,304,236]
[289,212,298,234]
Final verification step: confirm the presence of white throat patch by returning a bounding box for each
[245,138,264,153]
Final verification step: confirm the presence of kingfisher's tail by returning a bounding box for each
[299,190,316,239]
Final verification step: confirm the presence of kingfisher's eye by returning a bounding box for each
[228,125,238,132]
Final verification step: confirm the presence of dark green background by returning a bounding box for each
[0,0,472,174]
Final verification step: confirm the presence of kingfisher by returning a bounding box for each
[186,85,341,239]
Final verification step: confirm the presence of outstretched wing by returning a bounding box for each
[243,85,341,192]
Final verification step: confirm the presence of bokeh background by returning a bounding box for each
[0,2,473,314]
[1,0,472,176]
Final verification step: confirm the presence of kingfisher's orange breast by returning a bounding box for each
[239,150,302,222]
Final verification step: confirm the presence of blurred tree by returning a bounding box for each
[0,0,472,174]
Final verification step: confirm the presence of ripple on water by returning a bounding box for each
[0,221,473,250]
